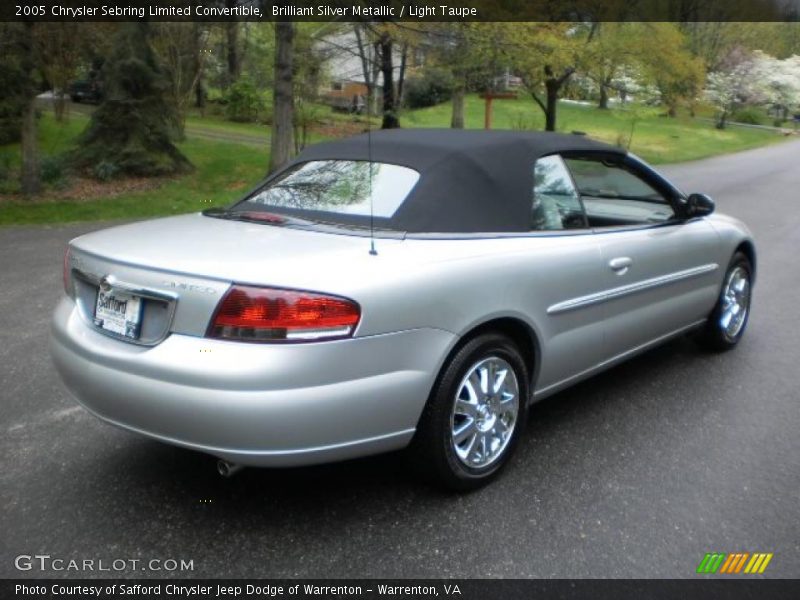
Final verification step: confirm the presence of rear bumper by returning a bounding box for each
[50,297,455,466]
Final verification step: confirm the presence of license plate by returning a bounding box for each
[94,289,143,339]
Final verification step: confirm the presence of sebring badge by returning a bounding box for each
[161,281,217,294]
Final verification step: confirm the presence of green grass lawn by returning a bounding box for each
[0,113,269,226]
[183,102,376,138]
[403,95,786,164]
[0,95,790,225]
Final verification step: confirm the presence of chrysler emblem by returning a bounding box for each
[99,275,115,291]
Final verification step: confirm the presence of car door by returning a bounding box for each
[526,154,608,394]
[562,154,722,360]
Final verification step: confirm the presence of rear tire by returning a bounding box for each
[696,251,752,351]
[408,332,529,491]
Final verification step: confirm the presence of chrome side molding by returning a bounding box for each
[547,263,719,315]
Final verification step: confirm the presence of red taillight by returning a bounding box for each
[207,285,361,342]
[63,246,71,295]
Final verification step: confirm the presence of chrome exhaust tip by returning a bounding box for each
[217,459,244,478]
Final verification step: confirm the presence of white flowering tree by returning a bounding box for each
[752,51,800,123]
[704,50,763,129]
[706,49,800,129]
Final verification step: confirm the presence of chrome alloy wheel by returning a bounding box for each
[450,356,520,468]
[720,266,750,339]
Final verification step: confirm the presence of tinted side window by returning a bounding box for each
[564,158,675,227]
[532,155,587,231]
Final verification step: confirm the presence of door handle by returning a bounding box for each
[609,257,632,275]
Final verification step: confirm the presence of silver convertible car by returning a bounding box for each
[51,130,755,490]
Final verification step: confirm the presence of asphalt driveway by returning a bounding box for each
[1,139,799,578]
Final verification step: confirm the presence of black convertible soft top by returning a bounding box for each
[266,129,625,233]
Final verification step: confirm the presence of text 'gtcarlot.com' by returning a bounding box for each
[14,554,194,572]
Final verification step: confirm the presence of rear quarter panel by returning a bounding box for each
[348,233,607,392]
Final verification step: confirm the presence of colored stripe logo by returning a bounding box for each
[697,552,773,574]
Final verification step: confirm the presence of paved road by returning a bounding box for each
[2,140,799,579]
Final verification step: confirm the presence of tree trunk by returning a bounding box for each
[380,33,399,129]
[353,24,376,117]
[397,44,408,108]
[195,79,205,110]
[451,85,465,128]
[224,5,240,86]
[598,83,609,109]
[193,23,206,112]
[269,22,294,173]
[21,93,41,196]
[371,49,381,116]
[20,22,40,196]
[545,79,559,132]
[53,92,67,122]
[716,111,727,130]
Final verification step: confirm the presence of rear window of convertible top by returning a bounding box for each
[239,160,420,221]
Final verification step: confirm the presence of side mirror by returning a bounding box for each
[685,193,715,218]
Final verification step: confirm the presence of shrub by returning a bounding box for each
[404,68,454,109]
[40,155,68,185]
[0,61,24,145]
[731,107,764,125]
[224,78,265,123]
[0,154,11,182]
[92,160,120,182]
[0,113,22,145]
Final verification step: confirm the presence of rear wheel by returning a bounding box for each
[697,252,752,351]
[409,333,529,491]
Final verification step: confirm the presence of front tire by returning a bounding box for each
[409,333,529,491]
[697,251,753,351]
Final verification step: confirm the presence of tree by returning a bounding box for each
[704,49,761,129]
[581,23,641,109]
[448,26,468,128]
[0,22,42,194]
[0,24,28,143]
[224,0,241,86]
[638,23,705,117]
[353,23,381,116]
[0,46,25,146]
[349,22,415,128]
[269,22,294,173]
[73,23,192,179]
[752,51,800,122]
[151,23,210,135]
[19,22,41,195]
[509,22,588,131]
[425,23,506,128]
[35,23,81,122]
[378,28,399,129]
[293,24,329,154]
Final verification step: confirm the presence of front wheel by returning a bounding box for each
[696,251,753,351]
[409,333,529,491]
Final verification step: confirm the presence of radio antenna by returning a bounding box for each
[367,75,377,256]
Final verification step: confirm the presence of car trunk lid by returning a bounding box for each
[66,213,401,340]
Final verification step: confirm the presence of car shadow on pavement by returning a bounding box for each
[69,333,723,518]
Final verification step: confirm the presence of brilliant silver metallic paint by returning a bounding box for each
[50,191,755,467]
